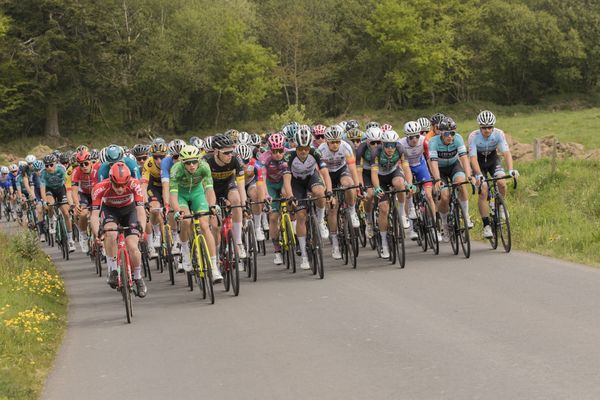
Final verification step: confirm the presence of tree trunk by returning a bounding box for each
[45,103,60,137]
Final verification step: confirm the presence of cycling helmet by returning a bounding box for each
[32,160,44,171]
[122,146,130,155]
[191,137,204,149]
[152,137,166,145]
[0,166,8,174]
[212,133,234,150]
[59,151,71,164]
[381,123,393,132]
[25,154,36,164]
[131,144,149,157]
[403,121,421,136]
[382,130,399,143]
[236,144,253,161]
[109,162,131,185]
[76,145,88,153]
[438,116,457,132]
[346,128,363,141]
[325,125,344,141]
[150,142,168,156]
[417,117,431,131]
[203,136,214,151]
[346,120,359,131]
[168,139,186,156]
[75,149,90,163]
[89,148,99,160]
[284,122,300,140]
[365,121,380,130]
[104,145,123,164]
[238,131,250,145]
[43,154,57,165]
[179,145,200,162]
[477,110,496,127]
[225,129,240,143]
[189,136,200,145]
[295,125,312,147]
[430,112,445,125]
[338,121,348,131]
[312,124,326,136]
[98,148,107,164]
[268,133,285,150]
[9,163,19,172]
[250,133,261,146]
[365,126,383,142]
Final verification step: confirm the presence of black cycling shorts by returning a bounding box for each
[439,163,466,183]
[214,177,238,200]
[101,203,141,237]
[46,186,68,205]
[291,170,324,201]
[478,154,505,178]
[147,184,164,206]
[330,166,352,189]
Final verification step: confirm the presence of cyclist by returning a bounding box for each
[468,110,519,238]
[417,117,431,136]
[311,124,327,148]
[429,117,476,242]
[59,152,76,206]
[8,164,19,215]
[283,126,332,270]
[132,144,150,169]
[399,121,439,241]
[345,120,360,132]
[237,143,266,242]
[283,122,299,149]
[142,142,168,258]
[40,154,76,252]
[0,166,13,209]
[71,149,100,253]
[160,139,186,257]
[170,145,223,283]
[90,162,147,297]
[256,133,289,265]
[318,125,361,259]
[381,123,393,132]
[345,127,365,153]
[425,113,445,144]
[203,134,247,257]
[97,144,141,181]
[356,126,382,238]
[371,130,414,257]
[29,160,46,240]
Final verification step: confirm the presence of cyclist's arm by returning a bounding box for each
[168,176,180,213]
[371,165,380,189]
[283,173,293,199]
[319,167,332,193]
[39,175,47,200]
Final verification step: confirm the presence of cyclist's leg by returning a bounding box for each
[452,163,471,225]
[309,171,327,236]
[327,170,342,244]
[190,185,221,280]
[291,177,309,266]
[226,181,244,252]
[267,181,283,254]
[101,207,119,279]
[362,169,375,233]
[247,181,263,237]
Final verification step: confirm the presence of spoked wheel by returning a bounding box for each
[346,214,358,269]
[140,241,152,281]
[227,231,240,296]
[456,204,471,258]
[285,217,296,273]
[338,212,349,265]
[387,211,397,265]
[120,251,132,324]
[496,195,511,253]
[308,214,324,279]
[59,218,69,260]
[449,206,459,255]
[424,203,439,255]
[488,207,499,250]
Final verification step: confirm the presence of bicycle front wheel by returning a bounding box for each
[284,216,296,273]
[310,213,324,279]
[119,250,132,324]
[496,195,512,253]
[227,231,240,296]
[449,205,459,255]
[456,203,471,258]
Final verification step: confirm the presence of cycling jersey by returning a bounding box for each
[65,165,74,189]
[40,164,67,190]
[97,158,141,181]
[283,148,327,180]
[372,145,404,175]
[203,153,245,187]
[91,178,144,209]
[428,134,467,168]
[72,163,100,194]
[256,150,288,184]
[142,156,162,186]
[317,141,356,173]
[0,175,11,190]
[160,155,177,182]
[169,160,213,193]
[398,136,429,167]
[355,142,377,170]
[467,128,509,159]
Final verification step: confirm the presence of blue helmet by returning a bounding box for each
[105,144,124,164]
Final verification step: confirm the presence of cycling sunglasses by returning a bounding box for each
[408,135,420,140]
[314,135,325,140]
[383,142,397,148]
[369,141,381,146]
[45,163,54,168]
[328,140,341,145]
[296,146,310,152]
[442,131,456,137]
[153,155,165,160]
[172,154,179,160]
[136,156,148,162]
[79,161,91,167]
[271,149,284,154]
[351,139,362,144]
[183,159,199,166]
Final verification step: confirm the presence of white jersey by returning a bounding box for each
[317,141,354,173]
[399,136,427,167]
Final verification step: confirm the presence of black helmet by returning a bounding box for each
[438,116,457,132]
[43,154,57,164]
[212,133,234,150]
[59,151,71,164]
[131,144,150,157]
[89,148,99,160]
[430,112,445,125]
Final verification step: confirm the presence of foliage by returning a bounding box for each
[269,104,312,131]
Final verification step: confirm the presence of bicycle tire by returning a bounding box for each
[311,212,324,279]
[395,207,406,268]
[347,216,358,269]
[95,243,102,277]
[227,231,240,296]
[496,195,512,253]
[456,203,471,259]
[199,235,215,304]
[119,249,132,324]
[141,241,152,281]
[247,225,258,282]
[284,216,296,273]
[449,204,460,255]
[58,215,69,260]
[488,199,499,250]
[424,201,439,255]
[387,209,397,265]
[338,211,349,265]
[221,235,230,292]
[164,226,175,285]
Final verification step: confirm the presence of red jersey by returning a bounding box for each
[72,163,100,194]
[91,179,144,209]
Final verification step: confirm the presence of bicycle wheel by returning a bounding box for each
[284,216,296,273]
[456,203,471,258]
[246,224,258,282]
[141,241,152,281]
[198,236,215,304]
[424,201,439,255]
[346,214,358,269]
[387,210,397,265]
[164,226,175,285]
[310,213,324,279]
[58,216,69,260]
[394,207,406,268]
[449,205,459,255]
[95,243,102,277]
[496,195,512,253]
[338,211,348,265]
[227,231,240,296]
[221,235,230,292]
[119,250,132,324]
[488,204,499,250]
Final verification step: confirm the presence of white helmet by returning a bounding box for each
[250,133,261,146]
[338,121,348,131]
[1,166,9,174]
[477,110,496,127]
[365,126,383,142]
[236,144,253,161]
[203,136,213,151]
[191,137,204,149]
[382,130,399,143]
[417,117,431,131]
[9,164,18,172]
[403,121,421,136]
[325,125,344,141]
[25,154,36,164]
[238,131,250,145]
[295,125,312,147]
[98,148,107,164]
[169,139,186,155]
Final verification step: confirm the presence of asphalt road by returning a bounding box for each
[31,228,600,400]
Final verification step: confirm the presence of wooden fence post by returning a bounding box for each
[533,138,541,160]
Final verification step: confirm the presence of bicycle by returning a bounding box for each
[296,196,325,279]
[483,175,516,253]
[216,199,243,296]
[138,236,152,282]
[181,211,215,304]
[445,180,474,258]
[2,197,12,222]
[43,208,54,247]
[102,226,136,324]
[372,187,409,268]
[243,201,267,282]
[156,209,178,285]
[411,180,440,255]
[271,198,297,273]
[333,185,360,268]
[51,203,70,260]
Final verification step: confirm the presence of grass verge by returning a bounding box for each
[468,159,600,266]
[0,231,67,400]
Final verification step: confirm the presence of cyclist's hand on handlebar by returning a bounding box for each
[406,183,417,194]
[374,186,384,199]
[173,211,181,221]
[509,169,519,179]
[210,205,221,216]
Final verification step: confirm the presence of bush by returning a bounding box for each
[269,104,313,131]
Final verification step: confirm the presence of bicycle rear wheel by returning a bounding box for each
[119,250,132,324]
[164,226,175,285]
[140,241,152,281]
[310,213,324,279]
[59,216,69,260]
[496,195,512,253]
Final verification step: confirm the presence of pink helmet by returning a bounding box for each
[268,133,285,150]
[381,123,393,132]
[312,124,326,137]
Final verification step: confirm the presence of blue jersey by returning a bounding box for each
[428,133,467,168]
[0,175,11,190]
[160,155,177,182]
[40,164,67,190]
[467,128,509,158]
[97,157,141,181]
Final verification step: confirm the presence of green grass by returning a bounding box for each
[467,159,600,267]
[0,231,67,400]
